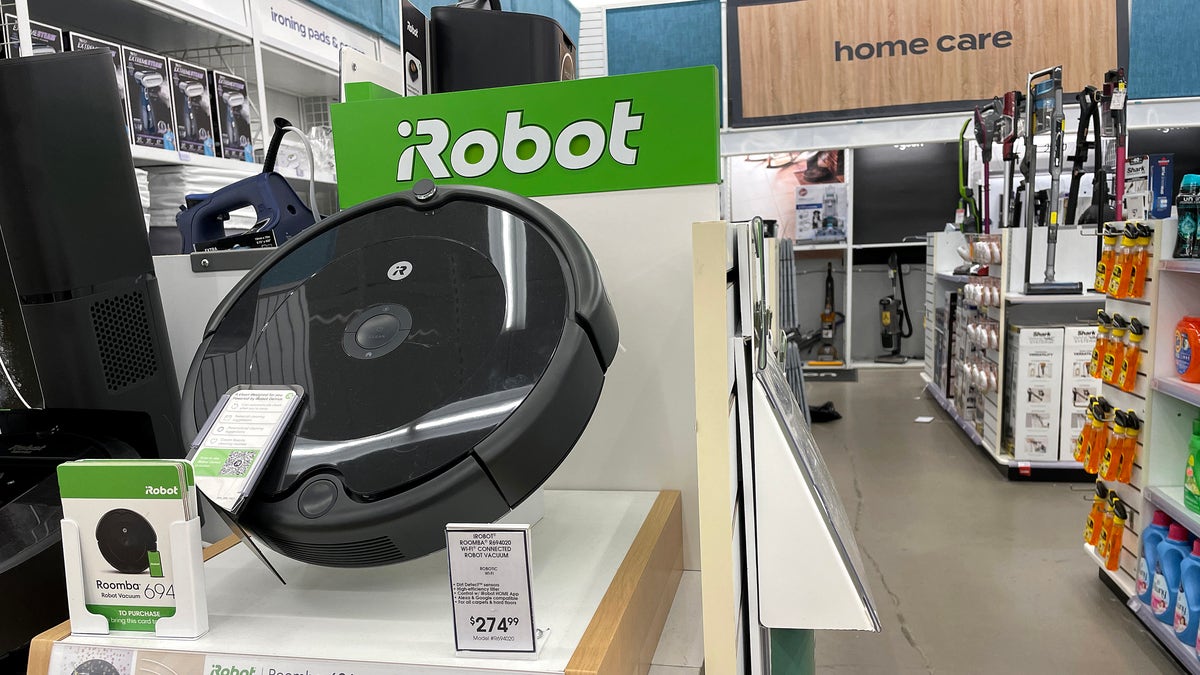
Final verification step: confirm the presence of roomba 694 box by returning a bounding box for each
[181,181,618,567]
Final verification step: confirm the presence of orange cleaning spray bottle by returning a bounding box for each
[1097,494,1118,559]
[1117,318,1146,392]
[1085,481,1109,545]
[1074,397,1097,463]
[1096,226,1120,293]
[1108,224,1139,298]
[1099,410,1128,481]
[1102,315,1129,385]
[1105,498,1128,571]
[1091,311,1113,378]
[1130,224,1153,299]
[1118,412,1142,485]
[1085,398,1114,475]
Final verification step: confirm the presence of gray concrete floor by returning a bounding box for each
[807,369,1182,675]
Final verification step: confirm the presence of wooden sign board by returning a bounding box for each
[728,0,1117,125]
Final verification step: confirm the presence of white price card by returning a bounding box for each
[446,524,536,654]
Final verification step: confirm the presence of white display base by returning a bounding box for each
[54,490,658,675]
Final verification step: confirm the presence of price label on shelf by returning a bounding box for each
[446,524,536,653]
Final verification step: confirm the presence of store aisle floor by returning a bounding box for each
[807,369,1181,675]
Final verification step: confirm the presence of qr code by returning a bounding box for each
[219,451,257,477]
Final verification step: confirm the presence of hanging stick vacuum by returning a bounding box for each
[1000,91,1022,228]
[974,99,1003,234]
[1023,66,1082,295]
[1106,69,1128,221]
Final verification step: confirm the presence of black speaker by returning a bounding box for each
[431,3,575,93]
[0,51,182,458]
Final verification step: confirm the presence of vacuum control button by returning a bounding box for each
[356,313,401,349]
[298,479,338,519]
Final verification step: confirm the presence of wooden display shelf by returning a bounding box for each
[28,490,683,675]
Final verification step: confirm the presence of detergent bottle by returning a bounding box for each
[1140,510,1174,604]
[1154,524,1193,624]
[1176,540,1200,648]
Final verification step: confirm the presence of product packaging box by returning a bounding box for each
[4,17,63,57]
[210,70,255,162]
[57,460,196,632]
[1060,325,1100,460]
[168,58,215,156]
[1005,325,1064,461]
[400,0,429,96]
[1125,154,1175,220]
[67,32,129,140]
[123,47,175,149]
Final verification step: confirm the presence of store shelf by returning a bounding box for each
[852,360,923,370]
[130,144,338,188]
[1128,598,1200,675]
[936,272,971,283]
[1085,543,1136,598]
[261,43,341,98]
[851,241,926,249]
[1004,292,1106,305]
[1152,377,1200,409]
[37,0,252,52]
[792,242,847,252]
[1145,486,1200,537]
[1161,259,1200,274]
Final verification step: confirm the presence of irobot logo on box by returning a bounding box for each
[145,484,179,496]
[395,103,644,182]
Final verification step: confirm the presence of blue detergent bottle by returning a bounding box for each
[1140,510,1174,603]
[1154,524,1193,623]
[1176,540,1200,648]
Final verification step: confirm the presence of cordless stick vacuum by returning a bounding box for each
[957,119,980,232]
[1065,85,1111,226]
[876,252,913,364]
[1000,91,1022,228]
[1023,66,1082,295]
[974,99,1003,234]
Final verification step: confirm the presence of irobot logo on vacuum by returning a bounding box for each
[388,261,413,280]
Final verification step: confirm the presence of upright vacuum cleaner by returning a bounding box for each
[808,262,844,367]
[1022,66,1082,295]
[876,252,913,364]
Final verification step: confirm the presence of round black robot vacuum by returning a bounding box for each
[95,508,157,574]
[181,182,618,567]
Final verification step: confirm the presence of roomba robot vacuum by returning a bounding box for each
[96,508,157,573]
[181,182,617,567]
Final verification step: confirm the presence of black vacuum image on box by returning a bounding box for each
[182,181,618,567]
[124,47,175,150]
[169,58,215,156]
[210,69,254,161]
[95,509,157,574]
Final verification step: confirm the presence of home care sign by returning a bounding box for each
[330,66,720,206]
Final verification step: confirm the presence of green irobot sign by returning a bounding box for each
[331,67,720,207]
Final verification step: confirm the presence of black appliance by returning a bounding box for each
[0,51,182,458]
[181,181,617,567]
[0,409,149,657]
[431,0,575,93]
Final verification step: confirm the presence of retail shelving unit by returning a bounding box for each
[1120,218,1200,672]
[923,228,1102,479]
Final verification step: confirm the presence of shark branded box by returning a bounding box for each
[123,47,175,149]
[1004,325,1064,461]
[67,32,129,140]
[209,70,255,161]
[168,58,215,156]
[1061,325,1100,460]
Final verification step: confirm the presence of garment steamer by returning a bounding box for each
[808,262,843,366]
[133,71,163,133]
[1022,66,1082,295]
[876,252,913,364]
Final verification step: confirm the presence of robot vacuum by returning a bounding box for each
[96,509,157,574]
[181,182,617,567]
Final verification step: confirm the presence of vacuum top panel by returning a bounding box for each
[188,199,569,499]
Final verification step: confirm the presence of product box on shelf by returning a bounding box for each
[1005,325,1064,461]
[123,47,175,150]
[4,17,63,57]
[168,58,215,157]
[66,32,128,140]
[1061,325,1100,461]
[210,70,255,162]
[1125,154,1175,220]
[56,460,197,632]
